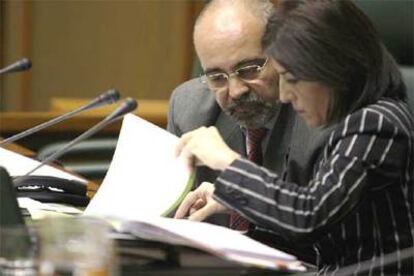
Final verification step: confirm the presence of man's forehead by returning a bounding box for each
[195,33,264,72]
[194,5,265,69]
[195,28,264,71]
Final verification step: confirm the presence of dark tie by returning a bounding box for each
[229,128,267,231]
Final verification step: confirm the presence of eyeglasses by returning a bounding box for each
[201,58,269,89]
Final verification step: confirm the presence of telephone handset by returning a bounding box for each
[14,175,90,207]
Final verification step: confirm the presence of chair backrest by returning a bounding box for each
[356,0,413,66]
[356,1,413,115]
[36,138,118,180]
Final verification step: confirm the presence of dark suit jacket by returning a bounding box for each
[167,78,331,262]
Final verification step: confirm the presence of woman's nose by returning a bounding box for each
[279,80,294,104]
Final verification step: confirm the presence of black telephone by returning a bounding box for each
[14,175,90,207]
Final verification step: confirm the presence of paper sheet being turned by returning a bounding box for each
[84,114,192,219]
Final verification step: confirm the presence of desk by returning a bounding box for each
[0,99,169,135]
[1,140,99,199]
[2,141,35,158]
[0,99,169,183]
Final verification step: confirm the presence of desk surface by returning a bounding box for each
[2,141,35,157]
[0,99,169,134]
[1,141,99,198]
[0,99,168,196]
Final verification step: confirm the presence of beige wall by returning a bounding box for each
[0,0,200,111]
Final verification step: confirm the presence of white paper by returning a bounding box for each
[18,197,82,220]
[0,147,87,183]
[120,217,306,271]
[83,114,304,271]
[84,114,192,219]
[18,197,83,215]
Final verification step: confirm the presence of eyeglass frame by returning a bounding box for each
[200,58,269,89]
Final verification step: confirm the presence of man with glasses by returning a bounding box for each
[167,0,328,255]
[169,0,288,183]
[200,57,277,129]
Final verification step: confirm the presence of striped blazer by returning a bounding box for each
[213,98,414,275]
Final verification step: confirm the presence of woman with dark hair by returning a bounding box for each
[174,0,413,274]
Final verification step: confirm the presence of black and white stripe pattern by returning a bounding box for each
[213,99,414,275]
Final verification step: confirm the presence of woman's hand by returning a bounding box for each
[174,182,227,221]
[175,126,240,171]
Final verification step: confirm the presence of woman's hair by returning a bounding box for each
[262,0,407,125]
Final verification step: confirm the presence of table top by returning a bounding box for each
[1,140,99,198]
[0,99,169,134]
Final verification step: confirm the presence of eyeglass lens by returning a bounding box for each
[205,59,267,88]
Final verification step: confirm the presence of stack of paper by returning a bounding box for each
[18,197,82,219]
[84,114,305,272]
[118,216,306,271]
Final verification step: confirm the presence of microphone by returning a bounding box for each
[0,89,120,146]
[13,98,138,186]
[0,58,32,75]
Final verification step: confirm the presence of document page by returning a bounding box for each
[0,147,86,183]
[84,114,192,219]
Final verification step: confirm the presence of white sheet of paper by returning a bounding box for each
[120,217,305,271]
[84,114,192,219]
[0,147,86,183]
[18,197,83,215]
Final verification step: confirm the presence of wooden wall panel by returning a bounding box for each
[1,0,200,111]
[1,1,26,111]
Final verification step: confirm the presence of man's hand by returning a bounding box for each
[175,126,240,171]
[174,182,227,221]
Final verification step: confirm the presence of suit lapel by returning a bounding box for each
[263,104,296,174]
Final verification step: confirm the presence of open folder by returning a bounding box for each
[84,114,305,271]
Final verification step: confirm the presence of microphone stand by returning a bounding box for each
[0,89,120,146]
[13,98,138,186]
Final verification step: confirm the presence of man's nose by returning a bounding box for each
[228,77,249,99]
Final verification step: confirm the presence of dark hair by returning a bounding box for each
[262,0,406,125]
